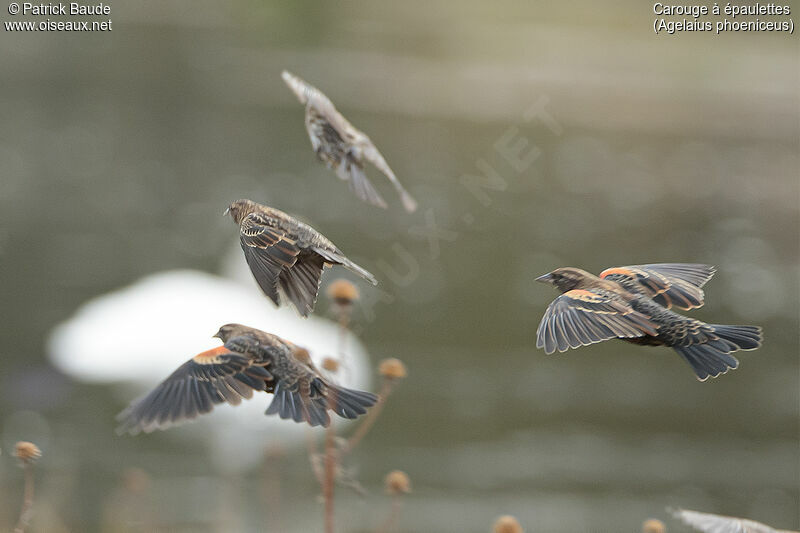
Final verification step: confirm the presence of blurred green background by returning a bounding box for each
[0,1,797,531]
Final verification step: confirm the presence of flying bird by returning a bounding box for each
[282,70,417,212]
[534,263,762,381]
[226,199,377,317]
[117,324,378,433]
[671,508,798,533]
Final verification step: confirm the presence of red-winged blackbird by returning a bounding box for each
[282,70,417,212]
[116,324,378,434]
[535,263,762,381]
[226,199,377,317]
[671,508,795,533]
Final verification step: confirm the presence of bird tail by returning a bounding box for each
[673,324,762,381]
[326,383,379,420]
[340,259,378,286]
[710,324,763,350]
[312,246,378,285]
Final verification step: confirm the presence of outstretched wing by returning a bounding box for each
[536,288,657,354]
[265,377,330,427]
[670,508,782,533]
[340,157,389,210]
[116,344,272,435]
[600,263,715,310]
[240,212,302,305]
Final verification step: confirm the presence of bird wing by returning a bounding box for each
[341,157,389,210]
[599,263,715,310]
[116,341,273,435]
[265,375,330,427]
[240,212,302,306]
[362,143,417,212]
[670,508,784,533]
[536,288,657,354]
[286,72,352,144]
[265,371,378,427]
[278,253,326,317]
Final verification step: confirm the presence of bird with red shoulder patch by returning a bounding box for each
[535,263,762,381]
[116,324,378,433]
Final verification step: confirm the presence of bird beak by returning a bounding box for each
[535,273,554,284]
[212,332,221,339]
[222,207,230,217]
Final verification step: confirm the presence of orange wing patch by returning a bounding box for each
[599,267,635,278]
[566,289,606,302]
[193,345,230,365]
[601,267,672,298]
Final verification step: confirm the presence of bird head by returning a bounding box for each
[535,267,593,293]
[213,323,255,342]
[224,199,258,224]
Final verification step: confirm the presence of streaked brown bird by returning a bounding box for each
[535,263,762,381]
[671,508,798,533]
[116,324,378,433]
[226,199,377,317]
[282,70,418,212]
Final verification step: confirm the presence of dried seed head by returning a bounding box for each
[379,358,407,380]
[327,279,359,306]
[642,519,665,533]
[492,515,523,533]
[322,357,340,372]
[14,441,41,463]
[384,470,411,495]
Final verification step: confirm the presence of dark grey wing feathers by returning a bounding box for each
[116,338,271,435]
[536,289,657,354]
[278,254,326,317]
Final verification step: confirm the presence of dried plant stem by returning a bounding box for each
[375,495,404,533]
[342,378,394,455]
[14,462,35,533]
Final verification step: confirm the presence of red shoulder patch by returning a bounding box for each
[566,289,603,302]
[599,267,634,279]
[193,345,230,364]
